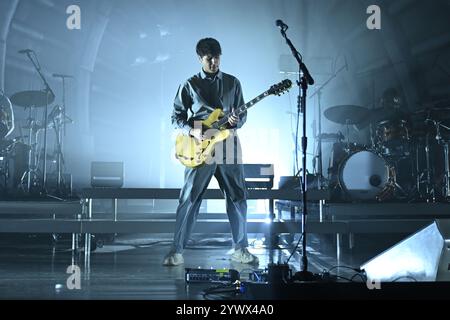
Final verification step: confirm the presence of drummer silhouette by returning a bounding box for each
[376,87,409,122]
[355,87,408,130]
[355,87,411,151]
[374,87,411,145]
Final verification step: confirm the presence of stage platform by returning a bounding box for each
[1,189,450,300]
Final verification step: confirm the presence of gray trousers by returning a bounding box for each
[170,163,248,254]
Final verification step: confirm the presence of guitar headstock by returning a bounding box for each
[268,79,292,96]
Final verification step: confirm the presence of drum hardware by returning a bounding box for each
[319,100,450,202]
[411,118,450,202]
[0,155,8,192]
[18,106,44,193]
[429,120,450,200]
[0,93,14,140]
[369,122,376,150]
[413,110,448,202]
[0,92,15,192]
[313,132,344,188]
[323,105,371,191]
[324,104,370,152]
[322,109,415,202]
[375,165,408,202]
[14,50,56,194]
[310,62,347,189]
[413,133,435,202]
[11,98,55,194]
[0,137,30,194]
[0,139,9,191]
[51,73,74,197]
[303,95,450,203]
[442,142,450,200]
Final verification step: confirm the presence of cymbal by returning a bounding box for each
[10,90,55,107]
[324,105,369,125]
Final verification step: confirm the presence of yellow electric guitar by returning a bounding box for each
[175,79,292,168]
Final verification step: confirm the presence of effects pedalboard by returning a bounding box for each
[185,268,240,283]
[185,264,298,284]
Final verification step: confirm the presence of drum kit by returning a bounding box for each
[0,89,72,196]
[319,104,450,202]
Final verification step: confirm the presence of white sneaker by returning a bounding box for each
[231,248,259,264]
[163,253,184,266]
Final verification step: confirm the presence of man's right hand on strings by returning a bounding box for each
[189,127,205,141]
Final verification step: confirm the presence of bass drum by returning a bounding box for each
[339,149,389,201]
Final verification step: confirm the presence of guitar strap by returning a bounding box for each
[219,76,224,110]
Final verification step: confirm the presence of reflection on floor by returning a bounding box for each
[0,232,417,300]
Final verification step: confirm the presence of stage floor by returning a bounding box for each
[1,196,450,300]
[0,232,413,300]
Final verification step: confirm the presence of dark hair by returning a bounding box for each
[196,38,222,57]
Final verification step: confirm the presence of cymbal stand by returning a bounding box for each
[54,108,64,194]
[0,147,9,193]
[52,74,73,196]
[442,142,450,200]
[345,119,352,152]
[50,105,71,196]
[309,61,346,189]
[433,121,450,200]
[369,123,376,150]
[23,51,55,193]
[20,107,41,193]
[415,132,435,202]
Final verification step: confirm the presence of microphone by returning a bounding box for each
[18,49,33,54]
[53,73,74,79]
[276,19,288,30]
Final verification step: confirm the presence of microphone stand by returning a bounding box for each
[24,51,55,194]
[309,62,347,189]
[278,24,317,281]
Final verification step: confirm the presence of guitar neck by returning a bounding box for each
[215,91,270,128]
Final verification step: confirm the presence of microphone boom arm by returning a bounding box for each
[24,52,55,99]
[279,29,314,85]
